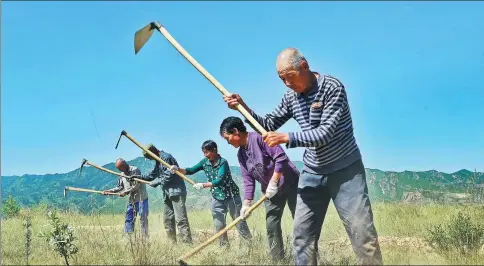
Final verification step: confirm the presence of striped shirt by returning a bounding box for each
[246,73,362,177]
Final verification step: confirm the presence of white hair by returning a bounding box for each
[277,48,307,70]
[288,49,306,69]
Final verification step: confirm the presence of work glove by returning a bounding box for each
[169,165,179,174]
[240,202,251,220]
[265,180,278,199]
[193,183,204,190]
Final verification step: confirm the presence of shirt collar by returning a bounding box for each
[122,166,134,176]
[240,132,254,152]
[204,155,222,168]
[298,72,324,97]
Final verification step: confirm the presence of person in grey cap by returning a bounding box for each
[133,143,193,244]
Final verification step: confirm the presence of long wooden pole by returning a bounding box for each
[150,21,268,135]
[85,160,151,185]
[135,21,279,264]
[119,130,196,186]
[65,186,120,196]
[177,194,270,264]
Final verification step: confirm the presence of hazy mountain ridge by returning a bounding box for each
[2,157,483,214]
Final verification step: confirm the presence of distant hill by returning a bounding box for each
[2,157,483,214]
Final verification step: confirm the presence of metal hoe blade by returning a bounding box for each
[79,158,88,177]
[64,187,68,198]
[134,22,158,54]
[115,130,126,149]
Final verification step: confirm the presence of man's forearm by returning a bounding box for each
[245,108,290,133]
[150,179,162,187]
[106,186,123,193]
[244,109,268,132]
[133,174,155,182]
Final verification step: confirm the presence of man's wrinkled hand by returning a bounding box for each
[262,132,289,147]
[223,93,248,111]
[120,192,126,197]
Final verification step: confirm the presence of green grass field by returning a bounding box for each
[2,202,484,265]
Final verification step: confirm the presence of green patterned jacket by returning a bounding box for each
[185,156,240,201]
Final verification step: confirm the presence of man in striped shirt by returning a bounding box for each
[223,48,382,265]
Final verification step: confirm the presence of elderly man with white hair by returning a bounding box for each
[103,158,149,239]
[223,48,383,265]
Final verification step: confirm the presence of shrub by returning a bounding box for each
[425,211,484,255]
[39,210,78,265]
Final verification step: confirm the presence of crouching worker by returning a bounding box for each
[131,143,193,245]
[171,140,253,247]
[103,158,149,239]
[220,116,300,261]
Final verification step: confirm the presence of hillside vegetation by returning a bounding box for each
[2,158,484,265]
[2,157,483,214]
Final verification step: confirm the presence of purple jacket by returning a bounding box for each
[237,132,300,200]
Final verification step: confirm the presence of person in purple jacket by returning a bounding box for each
[219,116,300,261]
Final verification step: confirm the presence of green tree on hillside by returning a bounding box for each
[2,195,21,218]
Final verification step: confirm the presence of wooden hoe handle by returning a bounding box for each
[120,130,196,186]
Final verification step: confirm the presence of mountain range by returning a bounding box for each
[2,157,483,214]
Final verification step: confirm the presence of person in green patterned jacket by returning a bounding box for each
[170,140,252,247]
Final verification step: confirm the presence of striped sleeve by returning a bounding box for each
[105,177,124,193]
[245,92,293,132]
[287,85,348,148]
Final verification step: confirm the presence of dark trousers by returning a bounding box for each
[293,159,383,265]
[263,179,298,261]
[163,194,193,244]
[211,195,252,246]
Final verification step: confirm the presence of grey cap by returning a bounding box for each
[142,143,157,158]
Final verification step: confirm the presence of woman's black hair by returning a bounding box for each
[219,116,247,136]
[201,140,217,152]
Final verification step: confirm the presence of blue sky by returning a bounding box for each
[2,1,483,176]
